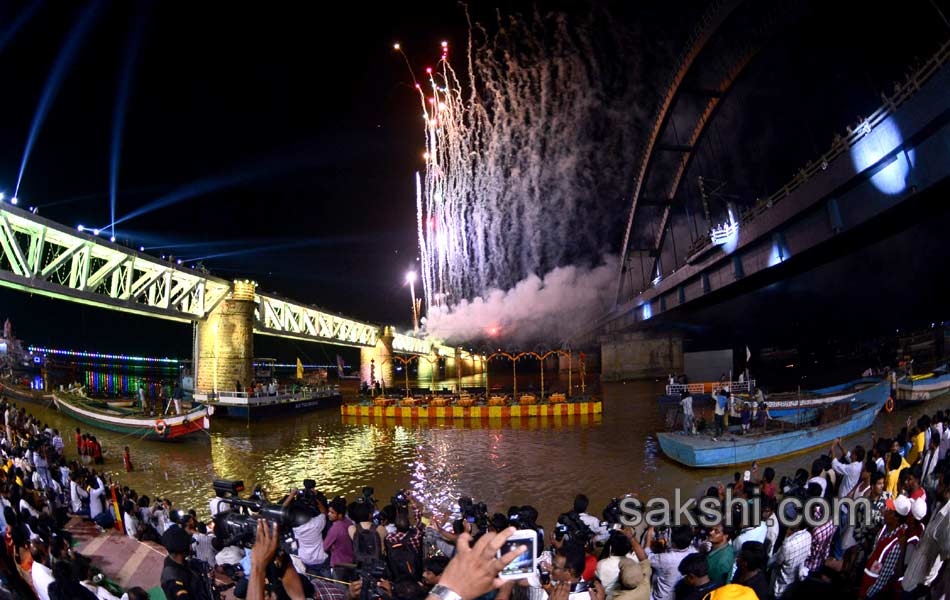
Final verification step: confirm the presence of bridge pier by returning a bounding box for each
[360,326,395,389]
[415,350,439,389]
[194,281,257,394]
[601,330,683,381]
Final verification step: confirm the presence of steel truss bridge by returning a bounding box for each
[600,0,950,338]
[0,205,446,356]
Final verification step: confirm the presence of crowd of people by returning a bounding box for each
[4,395,950,600]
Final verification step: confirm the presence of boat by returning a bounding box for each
[763,377,889,423]
[0,379,50,406]
[896,366,950,404]
[656,380,890,468]
[193,385,342,418]
[52,392,210,441]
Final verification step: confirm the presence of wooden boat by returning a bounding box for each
[896,366,950,404]
[53,393,209,441]
[0,380,49,406]
[656,381,889,468]
[193,385,341,418]
[765,377,888,423]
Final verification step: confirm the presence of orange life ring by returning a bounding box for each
[885,397,894,413]
[154,419,168,435]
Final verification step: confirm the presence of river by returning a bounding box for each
[10,366,945,530]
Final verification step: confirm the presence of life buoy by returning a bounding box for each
[154,419,168,436]
[885,397,895,413]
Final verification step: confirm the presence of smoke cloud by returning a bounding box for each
[422,255,618,346]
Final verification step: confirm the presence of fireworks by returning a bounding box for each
[400,12,640,339]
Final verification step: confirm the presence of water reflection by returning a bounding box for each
[15,368,948,530]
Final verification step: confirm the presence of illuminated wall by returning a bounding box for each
[195,282,256,394]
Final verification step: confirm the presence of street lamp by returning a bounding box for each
[405,271,419,334]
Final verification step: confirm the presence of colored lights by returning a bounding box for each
[393,43,400,50]
[27,345,180,364]
[10,197,17,205]
[77,224,85,232]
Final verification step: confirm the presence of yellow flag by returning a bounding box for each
[296,358,303,380]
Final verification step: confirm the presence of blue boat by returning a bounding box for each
[764,377,889,423]
[656,380,889,468]
[896,366,950,404]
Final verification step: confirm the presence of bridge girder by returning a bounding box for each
[0,205,230,321]
[0,204,444,355]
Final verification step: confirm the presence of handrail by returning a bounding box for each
[665,379,756,395]
[644,39,950,295]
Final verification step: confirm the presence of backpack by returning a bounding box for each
[352,523,382,566]
[384,535,422,580]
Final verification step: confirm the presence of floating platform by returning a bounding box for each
[342,411,602,429]
[341,399,602,420]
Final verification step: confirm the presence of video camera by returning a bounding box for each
[355,560,387,600]
[391,488,409,509]
[459,496,489,534]
[211,479,312,549]
[554,511,594,544]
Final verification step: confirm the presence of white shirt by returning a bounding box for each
[764,515,780,556]
[595,554,639,600]
[940,427,950,461]
[70,480,88,513]
[193,532,217,567]
[89,482,106,518]
[124,512,139,538]
[806,475,827,497]
[733,521,767,553]
[82,581,121,600]
[31,561,54,600]
[646,547,696,600]
[209,497,228,517]
[831,457,863,498]
[579,512,609,543]
[292,513,328,565]
[215,545,245,566]
[681,396,693,417]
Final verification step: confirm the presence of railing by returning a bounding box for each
[679,39,950,274]
[198,384,339,400]
[665,379,755,395]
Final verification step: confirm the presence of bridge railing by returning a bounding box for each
[678,39,950,276]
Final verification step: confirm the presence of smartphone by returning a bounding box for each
[497,529,538,580]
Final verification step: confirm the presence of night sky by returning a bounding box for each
[0,1,948,360]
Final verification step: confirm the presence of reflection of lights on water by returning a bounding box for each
[850,118,914,195]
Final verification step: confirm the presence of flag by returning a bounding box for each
[296,358,303,380]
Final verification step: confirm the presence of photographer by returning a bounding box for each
[572,496,607,545]
[282,486,329,576]
[385,491,425,580]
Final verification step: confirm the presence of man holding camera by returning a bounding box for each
[282,486,330,577]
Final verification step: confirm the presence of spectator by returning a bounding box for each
[324,497,355,580]
[859,495,910,598]
[645,526,696,600]
[769,504,812,598]
[673,553,719,600]
[731,541,768,599]
[281,487,328,576]
[595,531,634,599]
[574,495,609,544]
[704,524,734,586]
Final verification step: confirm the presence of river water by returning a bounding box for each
[13,366,947,529]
